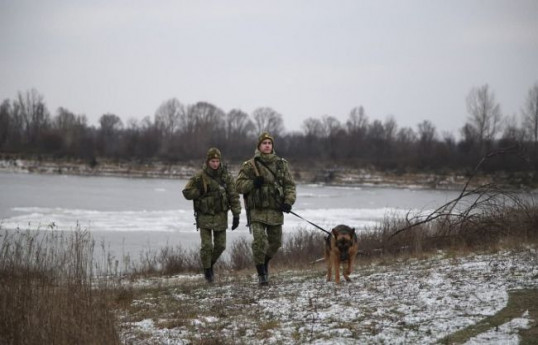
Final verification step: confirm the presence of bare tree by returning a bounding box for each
[99,113,123,133]
[319,115,344,159]
[98,113,123,157]
[367,119,386,162]
[522,82,538,148]
[343,106,369,160]
[13,89,50,145]
[138,116,161,159]
[179,102,225,158]
[52,107,88,155]
[395,127,417,168]
[226,109,255,139]
[457,123,482,167]
[397,127,417,144]
[191,101,225,137]
[0,99,12,148]
[225,109,255,159]
[383,116,398,143]
[417,120,436,144]
[346,106,368,136]
[415,120,438,169]
[321,115,342,138]
[154,98,184,138]
[252,107,284,136]
[177,104,194,137]
[501,114,525,144]
[368,119,385,142]
[302,117,324,137]
[465,84,503,152]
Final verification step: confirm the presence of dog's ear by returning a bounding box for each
[351,227,358,241]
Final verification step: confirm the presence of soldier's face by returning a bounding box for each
[259,139,273,154]
[208,158,220,170]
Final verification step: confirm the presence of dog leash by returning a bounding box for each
[251,158,332,237]
[289,210,332,236]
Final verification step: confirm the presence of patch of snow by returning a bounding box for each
[119,249,538,344]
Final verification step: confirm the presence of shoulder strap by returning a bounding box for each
[254,157,279,180]
[198,172,208,194]
[202,170,227,189]
[249,158,260,176]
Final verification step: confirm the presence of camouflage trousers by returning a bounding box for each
[251,222,282,265]
[199,228,226,269]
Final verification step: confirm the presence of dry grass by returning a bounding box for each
[0,229,119,345]
[357,188,538,259]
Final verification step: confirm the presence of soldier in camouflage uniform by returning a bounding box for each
[236,132,296,285]
[182,147,241,283]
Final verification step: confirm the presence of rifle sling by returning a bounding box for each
[253,157,279,184]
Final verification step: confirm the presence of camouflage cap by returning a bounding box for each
[206,147,221,161]
[257,132,274,148]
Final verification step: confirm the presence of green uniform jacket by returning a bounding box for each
[182,164,241,230]
[236,151,296,226]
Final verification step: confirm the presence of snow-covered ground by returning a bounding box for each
[118,248,538,344]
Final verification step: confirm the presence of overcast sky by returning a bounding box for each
[1,0,537,136]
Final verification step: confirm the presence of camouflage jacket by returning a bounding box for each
[182,164,241,230]
[236,151,296,226]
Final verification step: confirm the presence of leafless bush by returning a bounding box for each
[125,245,201,277]
[224,229,326,270]
[131,229,327,274]
[376,184,538,256]
[368,148,538,256]
[274,229,326,267]
[227,236,252,271]
[159,245,200,275]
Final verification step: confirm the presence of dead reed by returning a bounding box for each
[0,228,119,345]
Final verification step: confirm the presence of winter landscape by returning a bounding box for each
[2,168,538,344]
[117,248,538,344]
[2,2,538,344]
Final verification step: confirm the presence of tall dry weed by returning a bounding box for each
[0,228,119,345]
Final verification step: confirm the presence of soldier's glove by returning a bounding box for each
[231,216,240,230]
[253,176,264,188]
[281,203,292,213]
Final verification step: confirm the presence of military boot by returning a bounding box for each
[256,264,268,286]
[204,268,214,283]
[210,260,216,281]
[264,256,271,279]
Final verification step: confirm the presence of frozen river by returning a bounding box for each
[0,171,467,261]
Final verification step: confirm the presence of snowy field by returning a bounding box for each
[118,248,538,344]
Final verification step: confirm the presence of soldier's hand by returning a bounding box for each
[253,176,264,188]
[281,203,292,213]
[231,216,240,230]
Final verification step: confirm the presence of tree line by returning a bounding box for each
[1,83,537,178]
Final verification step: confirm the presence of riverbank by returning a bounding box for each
[119,248,538,344]
[0,157,490,190]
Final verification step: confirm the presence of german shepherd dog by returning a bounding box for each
[325,225,359,283]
